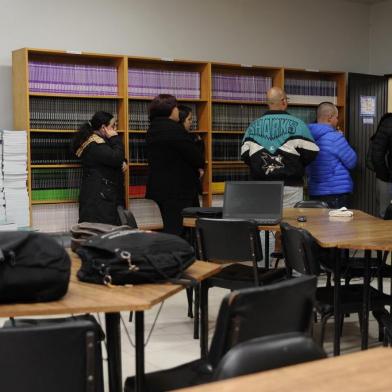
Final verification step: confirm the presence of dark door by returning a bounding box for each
[347,73,387,215]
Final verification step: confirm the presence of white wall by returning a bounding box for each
[0,0,371,129]
[369,0,392,75]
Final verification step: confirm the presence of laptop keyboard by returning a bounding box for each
[255,218,279,225]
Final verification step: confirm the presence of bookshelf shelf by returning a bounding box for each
[13,47,347,230]
[29,93,124,99]
[32,199,78,205]
[31,164,81,168]
[212,99,267,105]
[31,129,78,133]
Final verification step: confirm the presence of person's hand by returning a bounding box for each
[122,162,128,173]
[198,168,204,178]
[105,128,118,138]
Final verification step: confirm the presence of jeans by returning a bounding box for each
[310,193,352,209]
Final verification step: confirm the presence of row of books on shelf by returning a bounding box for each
[31,135,79,164]
[32,203,79,232]
[0,130,29,227]
[128,68,200,99]
[212,134,243,161]
[212,74,272,101]
[284,78,337,97]
[285,78,338,104]
[212,167,250,182]
[212,103,266,131]
[129,136,147,163]
[32,188,79,201]
[129,185,146,198]
[288,107,317,124]
[29,61,118,95]
[30,97,119,130]
[130,168,148,198]
[32,168,82,189]
[128,101,199,130]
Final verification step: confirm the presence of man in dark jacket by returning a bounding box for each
[371,113,392,217]
[241,87,319,207]
[306,102,357,208]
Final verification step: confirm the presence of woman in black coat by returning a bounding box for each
[146,95,204,235]
[71,111,126,225]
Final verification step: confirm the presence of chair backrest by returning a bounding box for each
[213,332,326,381]
[0,315,104,392]
[294,200,329,208]
[117,205,138,228]
[280,222,321,276]
[208,275,317,368]
[384,203,392,220]
[195,218,262,263]
[129,199,164,230]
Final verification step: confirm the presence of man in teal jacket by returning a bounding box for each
[241,87,319,207]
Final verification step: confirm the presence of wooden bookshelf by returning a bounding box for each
[12,48,347,230]
[127,56,212,206]
[12,48,128,230]
[284,68,346,131]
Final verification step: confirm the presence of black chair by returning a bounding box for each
[272,200,329,268]
[280,221,391,347]
[380,312,392,346]
[193,218,287,339]
[124,275,317,392]
[339,203,392,291]
[0,315,104,392]
[117,205,138,228]
[213,332,326,381]
[294,200,330,209]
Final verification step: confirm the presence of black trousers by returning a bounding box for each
[157,196,199,236]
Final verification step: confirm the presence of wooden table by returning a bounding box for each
[175,347,392,392]
[0,254,221,392]
[185,208,392,355]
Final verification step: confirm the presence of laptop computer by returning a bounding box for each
[223,181,284,225]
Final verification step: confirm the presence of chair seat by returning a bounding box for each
[206,264,287,290]
[316,284,391,315]
[124,358,213,392]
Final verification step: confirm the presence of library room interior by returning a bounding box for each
[1,0,392,391]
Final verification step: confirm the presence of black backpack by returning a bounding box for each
[0,232,71,303]
[76,229,196,285]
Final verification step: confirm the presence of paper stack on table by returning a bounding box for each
[1,130,29,227]
[328,207,354,217]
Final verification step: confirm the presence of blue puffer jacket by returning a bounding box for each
[306,123,357,196]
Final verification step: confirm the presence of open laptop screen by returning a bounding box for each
[223,181,284,222]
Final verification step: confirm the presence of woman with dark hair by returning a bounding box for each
[178,104,205,203]
[146,95,204,235]
[71,111,126,225]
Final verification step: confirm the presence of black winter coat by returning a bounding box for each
[371,115,392,182]
[146,117,204,201]
[78,134,125,225]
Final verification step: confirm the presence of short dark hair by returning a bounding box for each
[149,94,178,120]
[178,104,192,125]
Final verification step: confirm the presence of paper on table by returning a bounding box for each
[328,207,354,217]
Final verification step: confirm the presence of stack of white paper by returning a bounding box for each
[1,130,29,227]
[0,133,5,220]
